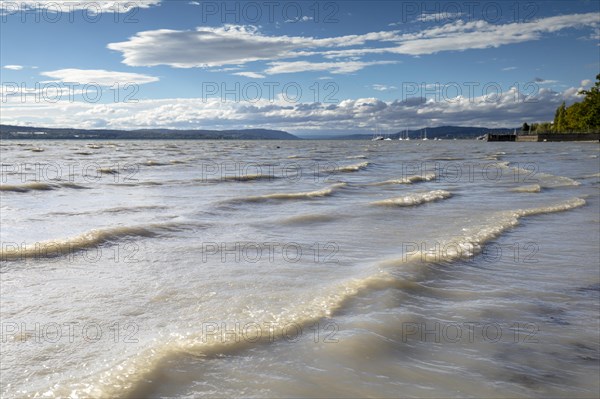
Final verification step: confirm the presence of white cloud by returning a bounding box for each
[389,12,464,25]
[108,25,308,68]
[502,67,517,71]
[285,16,314,23]
[233,72,266,79]
[40,69,159,86]
[0,1,161,13]
[3,65,24,70]
[107,13,599,73]
[107,25,400,69]
[417,12,464,22]
[390,13,599,55]
[534,78,559,85]
[581,79,592,87]
[264,60,398,74]
[323,13,600,59]
[372,84,397,91]
[1,85,584,133]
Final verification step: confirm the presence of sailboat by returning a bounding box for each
[405,129,410,141]
[422,128,429,141]
[371,124,384,141]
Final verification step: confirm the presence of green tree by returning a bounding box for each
[564,102,587,132]
[534,75,599,133]
[578,74,600,131]
[553,101,566,132]
[537,122,553,133]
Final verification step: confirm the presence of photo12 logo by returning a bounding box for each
[197,1,341,24]
[199,321,339,343]
[201,242,339,264]
[201,81,340,104]
[1,321,139,344]
[401,321,540,344]
[0,1,146,23]
[1,82,140,104]
[395,1,539,24]
[400,81,540,104]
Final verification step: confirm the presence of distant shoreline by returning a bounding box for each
[2,124,599,141]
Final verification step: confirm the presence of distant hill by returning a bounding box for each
[0,125,299,140]
[322,126,517,140]
[1,124,519,140]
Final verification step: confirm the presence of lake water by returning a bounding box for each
[1,140,599,398]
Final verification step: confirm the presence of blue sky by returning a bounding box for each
[1,0,598,135]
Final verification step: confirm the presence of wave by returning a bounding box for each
[145,160,170,167]
[37,197,586,398]
[581,172,600,179]
[193,174,279,184]
[381,197,586,266]
[229,183,346,203]
[371,190,451,207]
[0,182,54,192]
[111,181,165,187]
[511,184,542,193]
[497,162,580,188]
[0,182,87,193]
[45,271,396,399]
[335,162,369,172]
[102,205,170,214]
[97,167,119,175]
[536,172,580,188]
[370,173,436,186]
[220,174,279,182]
[48,205,170,217]
[427,156,464,161]
[278,213,339,225]
[1,223,186,261]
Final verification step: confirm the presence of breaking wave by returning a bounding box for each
[371,190,451,207]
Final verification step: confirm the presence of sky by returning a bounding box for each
[0,0,599,136]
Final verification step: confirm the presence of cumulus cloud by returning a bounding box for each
[1,84,584,133]
[40,69,159,86]
[3,65,24,70]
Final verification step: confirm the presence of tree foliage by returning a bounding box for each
[552,74,600,133]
